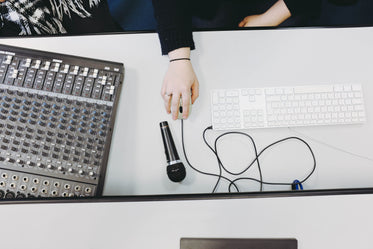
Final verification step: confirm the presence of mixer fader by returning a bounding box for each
[0,44,124,199]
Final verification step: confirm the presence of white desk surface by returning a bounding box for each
[0,193,372,249]
[1,27,373,195]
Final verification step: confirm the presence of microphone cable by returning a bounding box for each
[180,119,317,193]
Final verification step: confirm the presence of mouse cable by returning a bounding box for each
[180,119,317,193]
[180,120,239,193]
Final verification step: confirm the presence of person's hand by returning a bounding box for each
[239,0,291,27]
[0,0,7,2]
[239,14,269,27]
[161,48,199,120]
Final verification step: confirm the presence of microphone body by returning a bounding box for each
[160,121,186,182]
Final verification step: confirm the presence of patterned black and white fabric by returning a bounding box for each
[0,0,116,35]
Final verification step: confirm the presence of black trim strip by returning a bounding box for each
[1,187,373,205]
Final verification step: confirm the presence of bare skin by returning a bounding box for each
[239,0,291,27]
[161,47,199,120]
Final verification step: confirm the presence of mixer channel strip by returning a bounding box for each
[0,44,124,198]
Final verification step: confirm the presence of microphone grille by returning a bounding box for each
[167,162,186,182]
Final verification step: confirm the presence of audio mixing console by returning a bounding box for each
[0,44,124,199]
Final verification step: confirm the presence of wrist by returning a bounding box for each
[263,0,291,26]
[169,58,190,63]
[168,47,191,60]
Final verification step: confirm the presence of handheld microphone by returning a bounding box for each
[160,121,186,182]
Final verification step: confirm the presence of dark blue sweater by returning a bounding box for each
[152,0,321,55]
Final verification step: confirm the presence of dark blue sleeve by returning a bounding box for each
[152,0,195,55]
[284,0,322,16]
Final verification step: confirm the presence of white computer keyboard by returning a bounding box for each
[211,84,366,130]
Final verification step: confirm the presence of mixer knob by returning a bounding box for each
[7,116,15,122]
[28,119,36,125]
[38,121,46,127]
[1,102,9,108]
[42,102,50,108]
[22,99,30,105]
[36,162,44,168]
[88,171,95,177]
[26,161,34,166]
[9,109,17,115]
[11,103,20,109]
[20,105,29,111]
[32,101,40,107]
[57,166,64,172]
[31,106,39,113]
[68,168,74,173]
[18,117,26,123]
[41,108,49,114]
[6,89,14,95]
[78,169,84,175]
[47,164,54,170]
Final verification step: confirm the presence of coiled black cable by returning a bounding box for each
[180,120,316,193]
